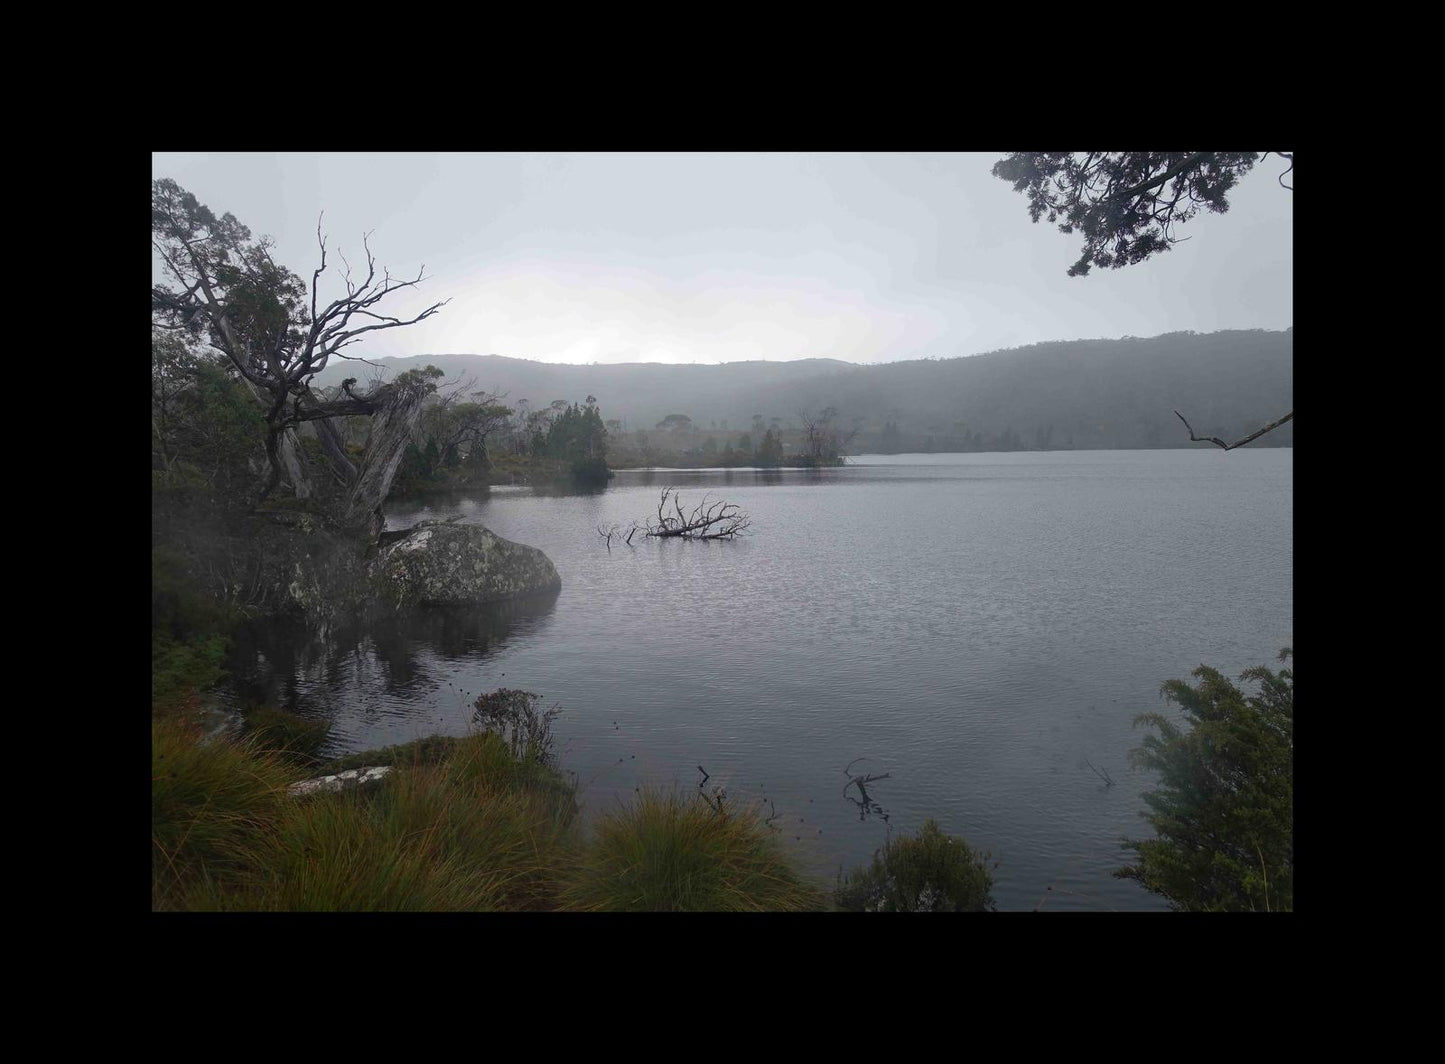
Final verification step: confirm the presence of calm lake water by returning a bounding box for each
[223,449,1293,911]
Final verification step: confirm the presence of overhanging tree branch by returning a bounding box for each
[1173,409,1294,451]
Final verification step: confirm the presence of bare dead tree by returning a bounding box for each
[1174,409,1294,451]
[641,488,751,540]
[797,407,857,465]
[152,179,448,533]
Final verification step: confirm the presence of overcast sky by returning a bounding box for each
[151,152,1293,365]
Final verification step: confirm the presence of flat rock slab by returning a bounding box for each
[288,765,392,797]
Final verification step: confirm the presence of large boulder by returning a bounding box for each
[371,520,561,608]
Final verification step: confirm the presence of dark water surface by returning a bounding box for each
[224,449,1293,911]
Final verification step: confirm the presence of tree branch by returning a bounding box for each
[1174,409,1294,451]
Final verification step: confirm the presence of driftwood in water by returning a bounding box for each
[642,488,751,540]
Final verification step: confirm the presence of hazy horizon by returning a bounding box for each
[151,152,1293,366]
[340,324,1292,368]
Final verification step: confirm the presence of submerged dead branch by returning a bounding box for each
[843,757,892,822]
[597,521,642,553]
[642,488,751,540]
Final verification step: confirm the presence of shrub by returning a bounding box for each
[563,787,825,911]
[1118,650,1293,911]
[151,546,240,713]
[472,689,561,768]
[837,819,996,911]
[151,632,228,713]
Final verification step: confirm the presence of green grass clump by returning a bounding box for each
[174,730,579,911]
[562,788,826,912]
[836,819,996,911]
[155,716,832,911]
[152,717,299,910]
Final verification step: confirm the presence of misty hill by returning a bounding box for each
[314,329,1293,451]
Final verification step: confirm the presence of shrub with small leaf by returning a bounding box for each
[837,819,996,911]
[472,689,561,767]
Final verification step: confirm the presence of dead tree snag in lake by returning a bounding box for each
[641,488,751,540]
[843,757,892,822]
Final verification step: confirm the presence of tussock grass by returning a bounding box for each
[155,718,833,911]
[249,740,575,911]
[152,716,298,910]
[157,728,579,911]
[561,787,826,912]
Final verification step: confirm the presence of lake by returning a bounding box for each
[222,449,1294,911]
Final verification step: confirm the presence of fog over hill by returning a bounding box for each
[315,329,1292,451]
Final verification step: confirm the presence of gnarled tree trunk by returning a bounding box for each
[278,427,312,498]
[338,383,429,539]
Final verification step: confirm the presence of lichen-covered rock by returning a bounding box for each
[371,521,562,608]
[288,766,392,797]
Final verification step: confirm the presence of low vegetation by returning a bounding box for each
[836,819,996,911]
[152,721,831,912]
[562,787,826,912]
[1118,650,1294,911]
[152,716,295,910]
[151,579,1292,912]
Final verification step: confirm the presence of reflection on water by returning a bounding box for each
[220,594,560,743]
[218,450,1292,911]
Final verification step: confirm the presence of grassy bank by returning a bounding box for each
[153,516,989,912]
[153,723,835,912]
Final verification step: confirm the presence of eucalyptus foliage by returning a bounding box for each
[992,152,1266,277]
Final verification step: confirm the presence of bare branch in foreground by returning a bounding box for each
[1174,409,1294,451]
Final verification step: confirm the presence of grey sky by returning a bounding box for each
[151,152,1293,365]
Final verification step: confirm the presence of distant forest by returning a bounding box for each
[314,329,1293,454]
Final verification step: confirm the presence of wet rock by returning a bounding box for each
[370,521,562,608]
